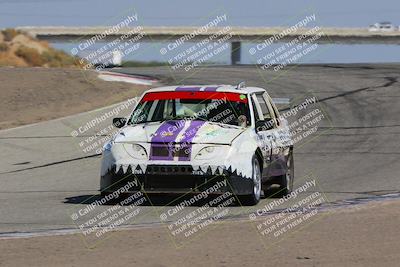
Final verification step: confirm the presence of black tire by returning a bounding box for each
[278,147,294,196]
[239,156,262,206]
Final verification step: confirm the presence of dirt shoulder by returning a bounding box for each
[0,67,150,129]
[0,199,398,267]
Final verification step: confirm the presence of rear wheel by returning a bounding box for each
[239,156,261,206]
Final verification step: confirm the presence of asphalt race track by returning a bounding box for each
[1,64,399,235]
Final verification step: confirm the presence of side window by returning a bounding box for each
[251,97,261,122]
[266,95,281,126]
[130,101,152,124]
[271,102,280,126]
[251,94,264,121]
[256,94,272,119]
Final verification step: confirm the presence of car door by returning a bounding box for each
[250,93,275,180]
[253,92,292,179]
[262,92,292,177]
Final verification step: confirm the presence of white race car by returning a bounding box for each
[100,83,294,205]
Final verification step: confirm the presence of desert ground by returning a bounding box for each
[0,199,399,267]
[0,67,150,129]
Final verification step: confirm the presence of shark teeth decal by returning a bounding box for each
[138,164,146,173]
[210,166,218,175]
[191,164,250,178]
[131,164,137,173]
[122,165,129,174]
[226,165,232,173]
[115,164,122,174]
[103,162,251,179]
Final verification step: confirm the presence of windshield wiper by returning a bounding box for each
[206,121,245,129]
[128,119,164,125]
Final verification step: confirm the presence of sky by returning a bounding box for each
[0,0,399,63]
[0,0,399,28]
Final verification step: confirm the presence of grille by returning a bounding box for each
[146,165,193,175]
[106,165,228,192]
[151,145,170,157]
[150,143,191,160]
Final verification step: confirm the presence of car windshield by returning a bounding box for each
[129,91,251,127]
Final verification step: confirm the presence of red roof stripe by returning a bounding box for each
[141,91,248,103]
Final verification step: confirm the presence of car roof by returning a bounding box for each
[145,85,266,94]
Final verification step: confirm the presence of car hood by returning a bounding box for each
[114,120,245,145]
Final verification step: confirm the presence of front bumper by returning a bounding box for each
[100,164,253,196]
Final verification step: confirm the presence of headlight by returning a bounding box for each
[130,144,148,159]
[195,146,222,160]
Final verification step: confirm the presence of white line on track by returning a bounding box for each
[0,97,139,134]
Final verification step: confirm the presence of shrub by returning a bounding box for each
[2,28,19,42]
[0,43,9,52]
[15,46,44,66]
[41,49,78,67]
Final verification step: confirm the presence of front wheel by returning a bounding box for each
[239,156,261,206]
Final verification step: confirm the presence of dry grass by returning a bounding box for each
[1,28,20,42]
[15,45,44,66]
[0,28,84,68]
[41,49,80,67]
[0,43,8,52]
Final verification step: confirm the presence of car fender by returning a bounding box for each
[226,129,259,179]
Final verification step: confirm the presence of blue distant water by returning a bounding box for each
[1,0,399,63]
[53,42,400,65]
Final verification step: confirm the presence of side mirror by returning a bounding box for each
[112,117,127,128]
[255,119,274,132]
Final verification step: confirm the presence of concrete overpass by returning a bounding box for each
[17,26,400,64]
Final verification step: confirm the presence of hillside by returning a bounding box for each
[0,28,81,67]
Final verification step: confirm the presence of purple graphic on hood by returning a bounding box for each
[175,86,202,91]
[149,120,186,161]
[177,120,206,161]
[203,86,220,91]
